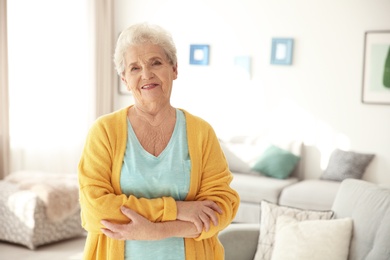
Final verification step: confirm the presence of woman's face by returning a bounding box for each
[122,43,178,108]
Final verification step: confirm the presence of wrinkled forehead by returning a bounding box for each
[125,43,168,65]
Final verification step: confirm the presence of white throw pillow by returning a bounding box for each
[271,216,353,260]
[254,201,334,260]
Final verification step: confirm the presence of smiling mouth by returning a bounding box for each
[142,84,158,89]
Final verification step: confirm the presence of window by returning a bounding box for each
[8,0,93,173]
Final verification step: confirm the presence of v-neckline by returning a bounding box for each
[127,108,179,159]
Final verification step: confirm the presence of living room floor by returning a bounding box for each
[0,235,85,260]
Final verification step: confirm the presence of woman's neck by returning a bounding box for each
[132,104,175,127]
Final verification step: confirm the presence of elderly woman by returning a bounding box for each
[78,23,239,260]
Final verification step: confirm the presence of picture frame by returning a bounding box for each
[270,38,294,65]
[361,31,390,105]
[189,44,210,65]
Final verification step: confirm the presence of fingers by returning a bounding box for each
[101,219,121,233]
[197,202,222,232]
[101,206,158,240]
[199,213,211,232]
[120,206,138,220]
[100,221,125,240]
[101,228,125,240]
[176,200,223,233]
[200,200,222,228]
[193,217,203,233]
[203,206,219,227]
[100,206,134,230]
[206,201,223,214]
[100,206,134,239]
[192,211,212,233]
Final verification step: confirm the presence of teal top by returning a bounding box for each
[120,109,191,260]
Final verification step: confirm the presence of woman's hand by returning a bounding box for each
[176,200,223,233]
[101,206,157,240]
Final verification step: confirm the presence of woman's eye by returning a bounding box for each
[130,67,139,72]
[152,60,162,66]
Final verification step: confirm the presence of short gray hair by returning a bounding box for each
[114,23,177,76]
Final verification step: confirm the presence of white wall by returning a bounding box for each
[114,0,390,184]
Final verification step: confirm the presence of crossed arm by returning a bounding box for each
[78,114,239,241]
[100,200,223,241]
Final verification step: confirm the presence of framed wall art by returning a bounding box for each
[189,44,210,65]
[271,38,294,65]
[362,30,390,105]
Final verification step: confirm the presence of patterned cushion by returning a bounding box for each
[253,200,334,260]
[0,181,85,249]
[321,149,375,181]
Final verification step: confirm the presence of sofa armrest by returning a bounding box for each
[219,223,260,260]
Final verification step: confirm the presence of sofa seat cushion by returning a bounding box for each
[231,173,299,204]
[278,180,341,211]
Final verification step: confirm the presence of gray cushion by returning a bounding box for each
[320,149,374,181]
[332,179,390,260]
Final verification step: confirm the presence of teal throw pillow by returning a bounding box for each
[252,145,300,179]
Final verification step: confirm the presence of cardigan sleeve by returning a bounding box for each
[78,112,177,234]
[184,112,240,241]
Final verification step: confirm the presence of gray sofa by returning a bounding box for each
[220,136,341,223]
[219,179,390,260]
[221,135,374,223]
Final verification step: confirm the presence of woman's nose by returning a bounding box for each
[141,67,154,80]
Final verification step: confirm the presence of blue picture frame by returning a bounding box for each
[271,38,294,65]
[189,44,209,65]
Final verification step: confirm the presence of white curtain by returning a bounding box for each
[0,0,10,179]
[5,0,115,175]
[6,0,114,175]
[90,0,115,118]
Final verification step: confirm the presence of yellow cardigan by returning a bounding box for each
[78,106,240,260]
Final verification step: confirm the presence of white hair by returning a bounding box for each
[114,23,177,75]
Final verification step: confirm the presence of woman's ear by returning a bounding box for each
[121,74,130,90]
[173,63,178,80]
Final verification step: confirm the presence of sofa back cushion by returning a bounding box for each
[332,179,390,260]
[220,135,303,179]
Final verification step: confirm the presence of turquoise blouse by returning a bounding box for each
[120,109,191,260]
